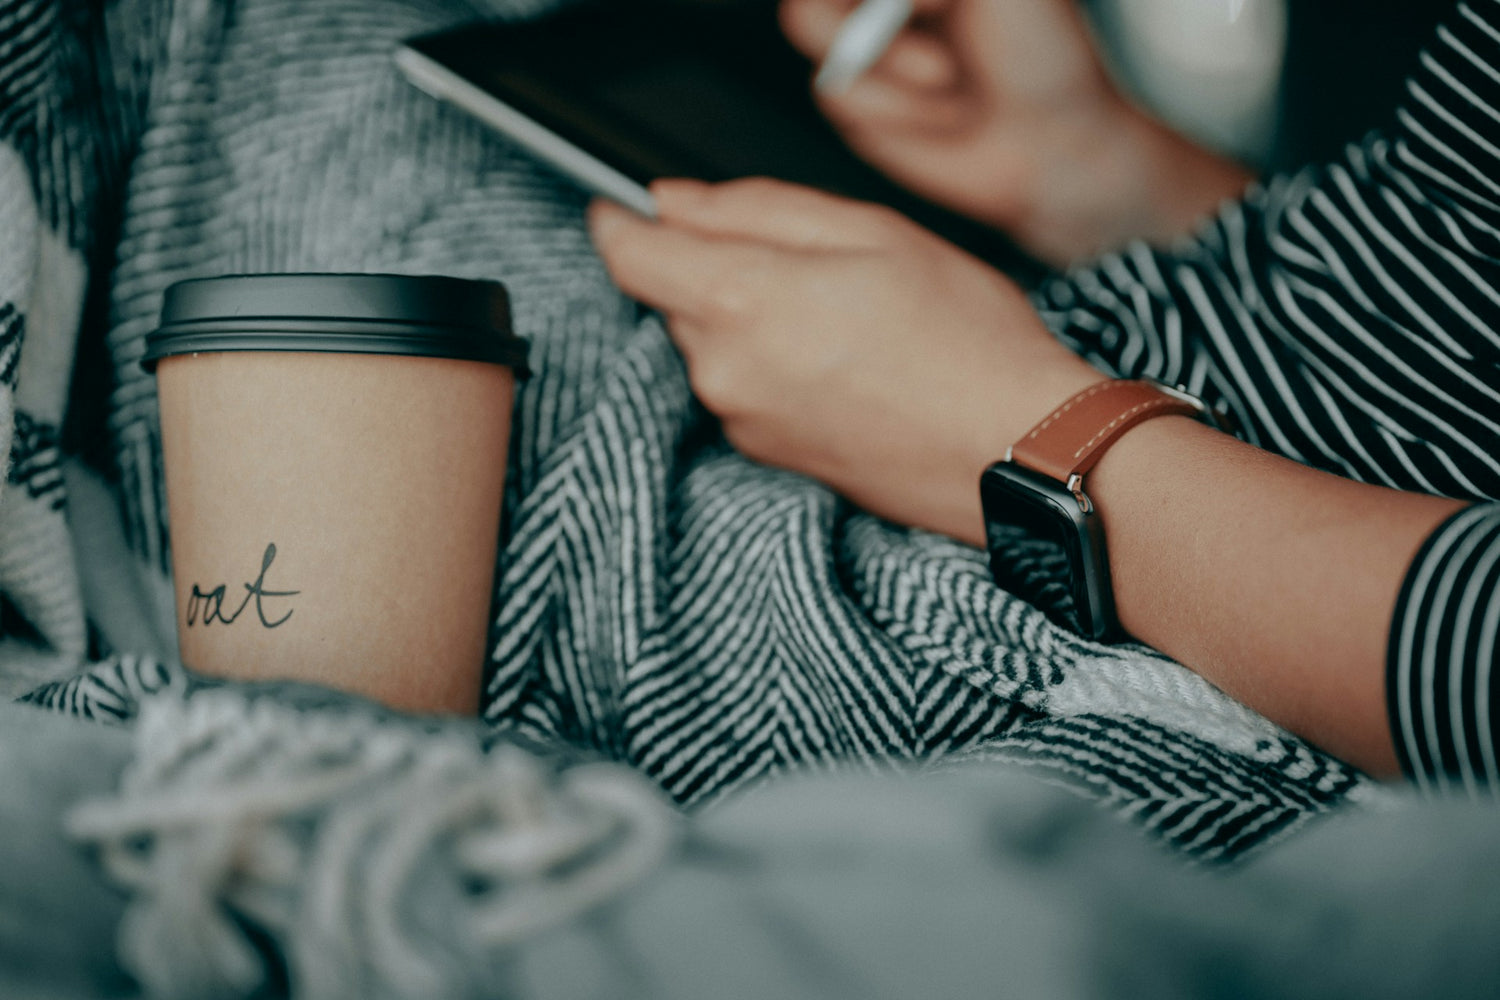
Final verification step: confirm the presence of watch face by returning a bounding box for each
[980,463,1116,640]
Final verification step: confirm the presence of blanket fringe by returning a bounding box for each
[66,690,678,1000]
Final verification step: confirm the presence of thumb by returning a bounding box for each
[781,0,959,89]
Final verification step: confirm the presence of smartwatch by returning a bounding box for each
[980,379,1232,640]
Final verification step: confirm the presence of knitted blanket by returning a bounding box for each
[3,0,1379,866]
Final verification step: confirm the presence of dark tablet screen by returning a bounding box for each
[403,1,1040,280]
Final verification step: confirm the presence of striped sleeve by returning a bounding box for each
[1034,0,1500,503]
[1389,503,1500,793]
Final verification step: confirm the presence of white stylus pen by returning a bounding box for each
[813,0,915,95]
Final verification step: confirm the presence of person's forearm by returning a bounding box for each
[590,170,1465,775]
[1014,103,1255,264]
[1084,416,1464,777]
[944,375,1459,775]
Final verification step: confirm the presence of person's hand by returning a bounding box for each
[780,0,1255,265]
[588,178,1101,544]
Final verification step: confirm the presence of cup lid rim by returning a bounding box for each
[143,273,529,372]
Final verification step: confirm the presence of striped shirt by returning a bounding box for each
[1033,0,1500,791]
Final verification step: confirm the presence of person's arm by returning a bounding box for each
[1086,413,1463,778]
[1024,0,1500,782]
[589,180,1461,779]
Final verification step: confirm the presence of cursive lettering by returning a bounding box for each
[186,543,300,629]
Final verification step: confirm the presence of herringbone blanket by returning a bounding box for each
[4,0,1378,863]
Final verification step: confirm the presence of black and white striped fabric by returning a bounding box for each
[6,0,1492,867]
[1035,0,1500,793]
[0,0,121,692]
[1389,504,1500,792]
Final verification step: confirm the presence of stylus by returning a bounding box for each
[394,45,659,218]
[813,0,915,95]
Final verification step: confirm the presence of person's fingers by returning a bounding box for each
[780,0,959,90]
[827,120,1028,226]
[876,32,961,90]
[816,72,971,133]
[588,199,713,317]
[588,198,792,326]
[650,177,903,250]
[778,0,845,58]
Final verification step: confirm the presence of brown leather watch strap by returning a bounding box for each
[1009,379,1207,485]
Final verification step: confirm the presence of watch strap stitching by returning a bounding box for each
[1070,396,1194,463]
[1024,380,1120,441]
[1010,379,1208,483]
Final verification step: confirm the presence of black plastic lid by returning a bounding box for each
[143,274,530,374]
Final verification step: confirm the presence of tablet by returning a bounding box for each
[396,1,1040,280]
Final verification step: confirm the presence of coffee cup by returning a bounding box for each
[144,273,529,714]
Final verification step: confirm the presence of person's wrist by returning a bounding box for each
[1115,106,1256,245]
[966,340,1102,483]
[1010,335,1104,435]
[932,338,1100,548]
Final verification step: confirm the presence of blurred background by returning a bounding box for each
[1090,0,1457,171]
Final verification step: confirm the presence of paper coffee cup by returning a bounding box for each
[144,274,530,715]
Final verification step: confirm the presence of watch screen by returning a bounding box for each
[987,505,1078,628]
[981,468,1092,635]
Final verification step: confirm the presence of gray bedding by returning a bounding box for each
[4,686,1499,999]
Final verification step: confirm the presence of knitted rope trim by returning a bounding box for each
[66,688,678,1000]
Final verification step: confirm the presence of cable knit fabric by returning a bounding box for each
[3,0,1383,880]
[61,682,677,1000]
